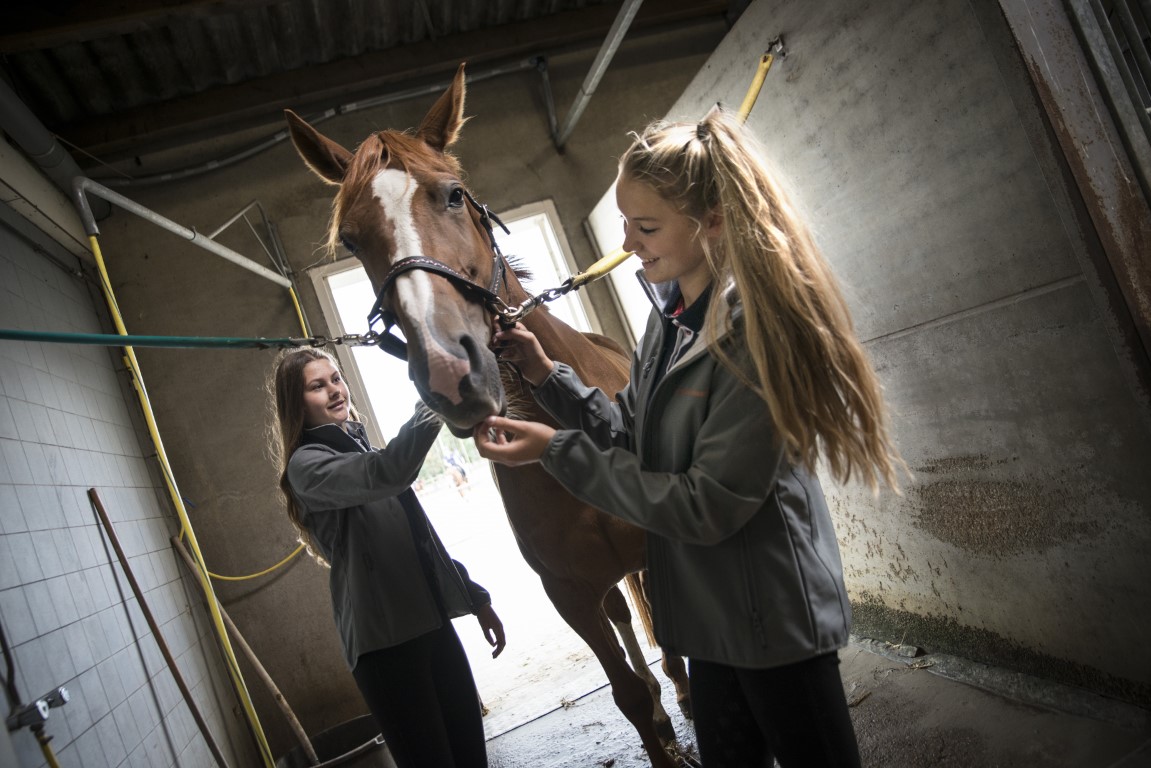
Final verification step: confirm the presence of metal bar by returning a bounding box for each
[71,177,294,288]
[1077,0,1151,203]
[1111,0,1151,104]
[206,200,262,240]
[554,0,644,149]
[534,56,559,139]
[0,328,317,349]
[87,489,232,768]
[170,536,319,767]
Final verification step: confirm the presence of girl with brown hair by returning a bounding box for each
[271,347,505,768]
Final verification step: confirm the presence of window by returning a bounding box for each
[496,200,595,333]
[586,180,647,347]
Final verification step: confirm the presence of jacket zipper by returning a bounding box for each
[743,532,769,649]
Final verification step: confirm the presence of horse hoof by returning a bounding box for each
[678,697,693,720]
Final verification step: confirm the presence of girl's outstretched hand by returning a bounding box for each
[491,322,553,387]
[473,416,555,466]
[476,604,506,658]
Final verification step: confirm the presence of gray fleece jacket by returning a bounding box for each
[534,276,851,668]
[287,406,489,670]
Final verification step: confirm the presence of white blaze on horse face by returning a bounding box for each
[371,168,470,405]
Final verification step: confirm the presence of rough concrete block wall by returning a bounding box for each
[0,220,254,766]
[622,0,1151,704]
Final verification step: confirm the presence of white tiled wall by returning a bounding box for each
[0,221,252,767]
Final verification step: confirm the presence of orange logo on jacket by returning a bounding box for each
[675,387,708,398]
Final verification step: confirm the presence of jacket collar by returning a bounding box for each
[634,270,742,367]
[301,420,371,453]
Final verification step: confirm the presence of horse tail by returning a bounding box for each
[624,571,656,647]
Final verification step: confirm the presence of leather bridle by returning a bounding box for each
[365,189,512,360]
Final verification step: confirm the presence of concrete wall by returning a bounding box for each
[601,0,1150,705]
[67,23,728,758]
[0,210,256,766]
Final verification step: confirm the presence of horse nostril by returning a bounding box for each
[460,333,486,370]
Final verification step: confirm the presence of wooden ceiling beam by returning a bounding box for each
[1,0,288,53]
[55,0,729,160]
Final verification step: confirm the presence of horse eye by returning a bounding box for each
[448,187,465,208]
[339,234,357,253]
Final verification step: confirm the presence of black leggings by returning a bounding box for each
[689,652,861,768]
[351,622,487,768]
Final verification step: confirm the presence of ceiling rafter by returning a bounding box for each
[16,0,728,161]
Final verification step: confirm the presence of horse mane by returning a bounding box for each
[503,253,532,285]
[327,130,466,254]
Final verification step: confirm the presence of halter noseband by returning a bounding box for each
[365,189,511,360]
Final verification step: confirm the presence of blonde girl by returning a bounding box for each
[476,107,901,767]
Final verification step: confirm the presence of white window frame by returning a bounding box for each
[309,258,393,449]
[497,199,601,335]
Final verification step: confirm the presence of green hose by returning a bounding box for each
[0,328,320,349]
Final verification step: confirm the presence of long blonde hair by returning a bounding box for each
[269,347,362,565]
[619,107,903,491]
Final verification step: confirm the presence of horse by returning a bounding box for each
[285,63,692,767]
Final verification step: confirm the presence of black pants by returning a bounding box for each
[689,652,861,768]
[352,621,487,768]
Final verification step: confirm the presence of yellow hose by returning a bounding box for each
[184,537,306,581]
[289,286,310,337]
[569,247,636,289]
[38,733,61,768]
[88,235,275,768]
[738,52,775,121]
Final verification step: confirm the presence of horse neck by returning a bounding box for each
[526,305,630,393]
[500,260,630,390]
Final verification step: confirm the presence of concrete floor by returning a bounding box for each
[417,466,1151,767]
[485,637,1151,768]
[291,472,1151,767]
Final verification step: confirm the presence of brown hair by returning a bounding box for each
[619,107,904,491]
[269,347,361,565]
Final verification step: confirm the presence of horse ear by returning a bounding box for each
[284,109,353,184]
[417,62,469,152]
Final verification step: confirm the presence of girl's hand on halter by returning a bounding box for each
[491,322,553,387]
[473,416,555,466]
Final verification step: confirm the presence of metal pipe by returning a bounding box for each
[534,56,559,139]
[170,536,320,766]
[0,77,111,220]
[554,0,644,149]
[71,177,293,288]
[87,488,232,768]
[1109,0,1151,103]
[207,200,266,241]
[1078,0,1151,205]
[101,58,539,188]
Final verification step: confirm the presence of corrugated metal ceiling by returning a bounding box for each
[1,0,738,163]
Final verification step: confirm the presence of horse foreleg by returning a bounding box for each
[603,585,675,744]
[542,579,678,768]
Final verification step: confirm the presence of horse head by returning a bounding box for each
[286,64,506,436]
